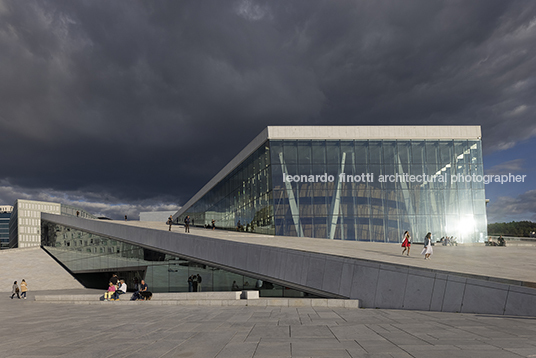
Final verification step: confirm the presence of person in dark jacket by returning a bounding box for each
[167,215,173,231]
[184,216,190,233]
[11,281,20,299]
[188,276,193,292]
[192,275,198,292]
[196,274,202,292]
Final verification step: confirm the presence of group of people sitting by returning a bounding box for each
[130,278,152,300]
[487,236,506,246]
[104,274,128,301]
[438,236,457,246]
[103,274,152,301]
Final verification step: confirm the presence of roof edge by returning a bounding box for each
[174,128,269,218]
[265,125,481,140]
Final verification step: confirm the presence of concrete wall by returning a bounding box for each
[0,247,84,291]
[42,214,536,316]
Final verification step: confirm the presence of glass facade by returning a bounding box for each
[271,139,486,243]
[179,137,487,244]
[178,142,274,234]
[42,221,312,297]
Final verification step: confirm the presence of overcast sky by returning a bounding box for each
[0,0,535,221]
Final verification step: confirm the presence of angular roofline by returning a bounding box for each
[174,125,482,218]
[174,127,269,219]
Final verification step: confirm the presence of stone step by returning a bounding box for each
[33,297,361,308]
[34,291,244,301]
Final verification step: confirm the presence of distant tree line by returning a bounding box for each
[488,221,536,237]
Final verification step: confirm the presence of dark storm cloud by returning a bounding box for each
[0,179,179,219]
[0,0,535,218]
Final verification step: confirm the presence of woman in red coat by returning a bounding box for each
[401,231,411,256]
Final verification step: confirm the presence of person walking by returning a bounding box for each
[20,279,28,299]
[401,231,411,256]
[184,216,190,233]
[168,215,173,231]
[212,219,215,230]
[421,232,433,260]
[11,281,20,299]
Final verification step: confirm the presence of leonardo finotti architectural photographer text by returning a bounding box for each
[283,173,526,184]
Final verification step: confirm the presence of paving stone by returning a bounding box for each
[356,340,409,354]
[290,325,335,338]
[290,341,351,357]
[253,342,291,357]
[337,340,368,357]
[1,296,536,357]
[121,340,187,358]
[215,342,258,358]
[245,325,290,342]
[410,350,522,358]
[504,347,536,356]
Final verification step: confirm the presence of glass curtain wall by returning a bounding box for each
[178,142,273,234]
[270,139,486,243]
[42,221,309,297]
